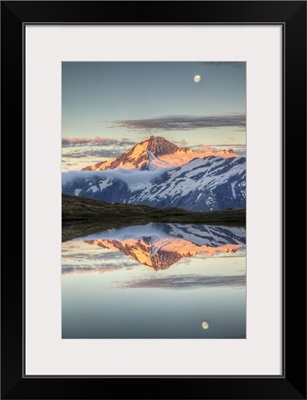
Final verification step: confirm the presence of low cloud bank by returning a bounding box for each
[62,168,170,186]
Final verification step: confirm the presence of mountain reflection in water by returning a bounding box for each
[64,223,246,271]
[62,223,246,338]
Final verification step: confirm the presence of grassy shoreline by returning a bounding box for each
[62,194,245,241]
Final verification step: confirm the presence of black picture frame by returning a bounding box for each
[1,1,306,399]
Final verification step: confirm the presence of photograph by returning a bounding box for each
[61,61,246,339]
[1,0,306,397]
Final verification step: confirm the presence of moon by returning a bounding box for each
[194,75,201,83]
[202,321,209,330]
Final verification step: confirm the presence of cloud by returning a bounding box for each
[62,168,169,186]
[61,137,139,169]
[193,145,211,152]
[107,114,246,132]
[209,144,246,156]
[62,149,120,159]
[62,263,134,275]
[62,251,125,261]
[62,251,136,274]
[62,137,90,146]
[62,136,137,147]
[191,143,246,156]
[118,274,246,289]
[172,139,189,147]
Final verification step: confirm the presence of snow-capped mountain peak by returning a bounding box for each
[82,135,238,171]
[63,135,245,212]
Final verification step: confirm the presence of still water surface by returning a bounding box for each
[62,223,246,338]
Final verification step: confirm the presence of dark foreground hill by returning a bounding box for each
[62,194,245,241]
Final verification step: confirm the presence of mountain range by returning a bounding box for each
[62,135,246,212]
[67,223,246,271]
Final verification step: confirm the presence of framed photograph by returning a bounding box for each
[61,60,247,341]
[1,1,306,399]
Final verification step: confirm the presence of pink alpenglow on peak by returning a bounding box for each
[84,238,243,270]
[82,135,239,171]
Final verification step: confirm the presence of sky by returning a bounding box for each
[62,62,246,170]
